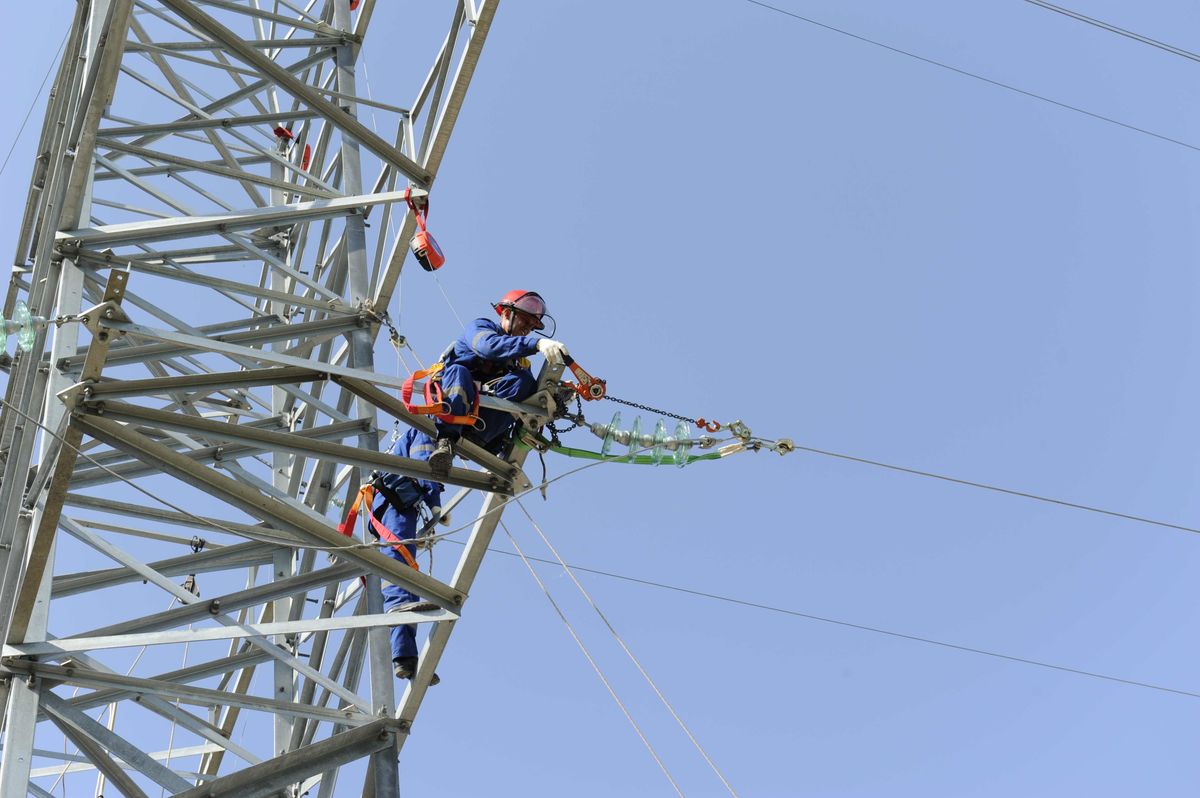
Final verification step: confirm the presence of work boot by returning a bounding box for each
[393,656,440,685]
[428,436,455,476]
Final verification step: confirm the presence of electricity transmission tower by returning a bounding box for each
[0,2,542,795]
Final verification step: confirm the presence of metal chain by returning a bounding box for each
[547,394,585,448]
[604,394,697,425]
[372,308,404,348]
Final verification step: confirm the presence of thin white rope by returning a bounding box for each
[362,55,444,382]
[431,271,465,328]
[46,598,175,795]
[160,620,193,797]
[499,518,686,798]
[516,499,741,797]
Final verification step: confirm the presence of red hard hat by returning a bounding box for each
[493,290,547,330]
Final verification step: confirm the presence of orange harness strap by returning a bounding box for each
[400,361,482,428]
[337,485,420,571]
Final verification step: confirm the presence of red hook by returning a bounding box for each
[696,418,721,433]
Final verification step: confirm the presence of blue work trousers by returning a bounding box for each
[380,510,423,661]
[435,364,536,449]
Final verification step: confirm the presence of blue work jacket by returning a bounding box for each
[442,317,540,380]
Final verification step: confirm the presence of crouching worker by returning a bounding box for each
[428,289,570,475]
[372,426,448,683]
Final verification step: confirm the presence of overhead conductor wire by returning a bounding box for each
[11,392,1200,702]
[741,0,1200,155]
[515,498,741,798]
[468,540,1200,702]
[1023,0,1200,63]
[499,517,687,798]
[14,365,1200,708]
[790,443,1200,537]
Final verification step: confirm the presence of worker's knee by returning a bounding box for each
[489,369,536,402]
[440,363,474,393]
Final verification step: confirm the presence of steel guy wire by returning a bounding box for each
[499,517,687,798]
[741,0,1200,155]
[516,498,741,798]
[1024,0,1200,64]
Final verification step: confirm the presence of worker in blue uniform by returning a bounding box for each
[372,426,446,682]
[427,289,570,475]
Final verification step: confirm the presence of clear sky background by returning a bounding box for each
[4,1,1200,796]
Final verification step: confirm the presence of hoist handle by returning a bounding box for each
[560,355,607,401]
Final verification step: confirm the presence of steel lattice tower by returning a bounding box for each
[0,2,548,795]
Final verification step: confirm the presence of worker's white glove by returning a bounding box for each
[537,338,570,365]
[428,506,451,528]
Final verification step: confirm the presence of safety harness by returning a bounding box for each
[400,361,484,429]
[336,477,423,571]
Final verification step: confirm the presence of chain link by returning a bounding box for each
[603,394,697,425]
[546,394,585,448]
[373,308,404,348]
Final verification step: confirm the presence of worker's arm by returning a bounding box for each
[464,318,540,362]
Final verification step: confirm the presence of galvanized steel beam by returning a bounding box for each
[1,2,502,794]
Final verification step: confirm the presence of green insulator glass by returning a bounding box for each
[600,411,621,457]
[13,301,35,352]
[626,416,641,462]
[651,419,667,465]
[673,420,692,468]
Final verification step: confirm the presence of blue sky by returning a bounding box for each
[4,1,1200,796]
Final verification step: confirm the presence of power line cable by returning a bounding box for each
[18,372,1199,555]
[0,29,70,180]
[1024,1,1200,64]
[11,389,1197,702]
[499,518,687,797]
[740,0,1200,155]
[789,442,1200,537]
[12,358,1194,702]
[466,541,1200,702]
